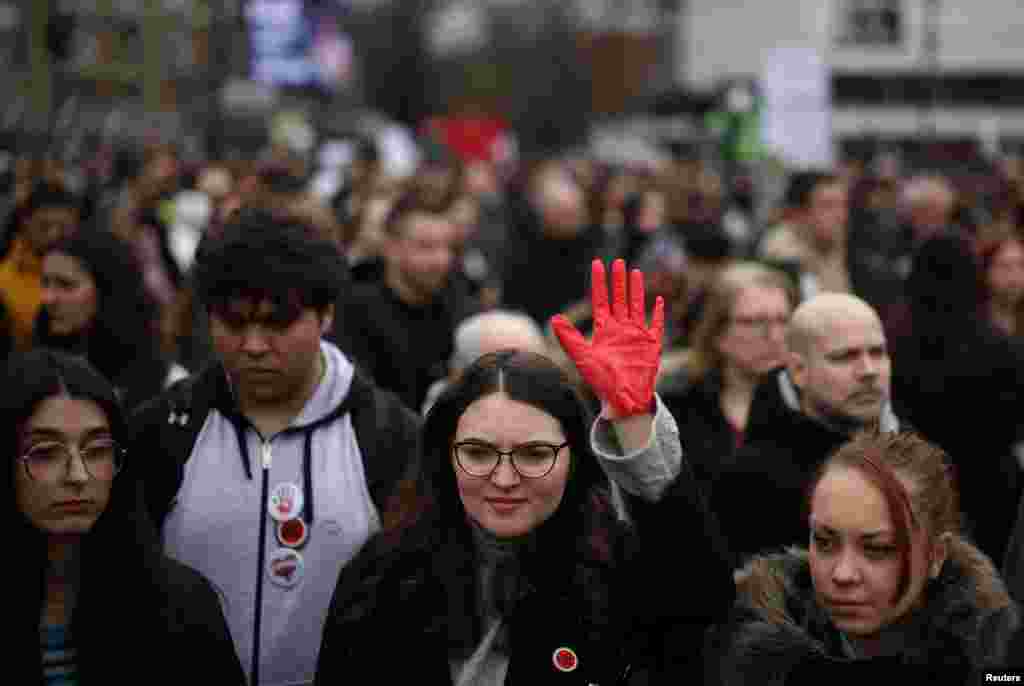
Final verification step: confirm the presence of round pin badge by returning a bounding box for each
[267,548,305,588]
[268,482,303,522]
[277,517,309,549]
[552,647,578,673]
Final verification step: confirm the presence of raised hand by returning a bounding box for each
[551,259,665,418]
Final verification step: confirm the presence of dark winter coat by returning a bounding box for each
[891,232,1024,564]
[710,369,900,567]
[662,370,741,500]
[10,460,245,685]
[707,541,1019,685]
[329,274,480,411]
[315,471,736,685]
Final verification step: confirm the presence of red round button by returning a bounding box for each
[552,647,578,672]
[277,517,308,548]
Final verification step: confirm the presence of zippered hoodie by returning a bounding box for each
[163,341,383,686]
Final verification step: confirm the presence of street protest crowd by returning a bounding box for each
[7,119,1024,684]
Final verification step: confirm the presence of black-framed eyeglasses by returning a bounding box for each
[18,439,125,482]
[452,440,569,479]
[729,314,789,337]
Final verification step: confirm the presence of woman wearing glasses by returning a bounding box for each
[7,349,245,684]
[316,260,734,685]
[659,262,796,493]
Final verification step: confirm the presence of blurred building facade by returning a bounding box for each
[683,0,1024,155]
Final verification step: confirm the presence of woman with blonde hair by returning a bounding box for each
[661,261,796,490]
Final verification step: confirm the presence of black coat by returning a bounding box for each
[707,541,1019,685]
[891,233,1024,564]
[710,369,866,567]
[10,465,245,684]
[329,274,480,411]
[315,473,735,685]
[662,370,739,500]
[500,192,606,327]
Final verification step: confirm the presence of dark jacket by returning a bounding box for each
[891,233,1024,564]
[11,464,245,685]
[315,471,736,685]
[127,359,420,536]
[707,541,1019,685]
[500,191,606,327]
[662,370,740,500]
[710,369,901,567]
[329,274,480,411]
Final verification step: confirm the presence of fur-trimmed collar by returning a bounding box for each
[714,539,1019,684]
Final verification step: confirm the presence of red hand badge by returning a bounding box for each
[551,259,665,418]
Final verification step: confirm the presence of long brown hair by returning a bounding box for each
[685,261,796,382]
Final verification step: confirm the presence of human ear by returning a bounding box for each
[929,532,952,579]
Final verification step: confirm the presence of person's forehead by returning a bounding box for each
[478,328,546,357]
[220,295,303,316]
[456,392,564,441]
[26,395,110,433]
[811,467,892,534]
[813,310,885,351]
[401,212,454,240]
[732,285,791,316]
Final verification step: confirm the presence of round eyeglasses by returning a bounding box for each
[452,441,569,479]
[18,439,125,481]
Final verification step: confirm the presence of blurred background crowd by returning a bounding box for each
[5,0,1024,564]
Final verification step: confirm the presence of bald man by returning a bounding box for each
[420,309,550,414]
[710,293,901,566]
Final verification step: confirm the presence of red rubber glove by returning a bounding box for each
[551,259,665,418]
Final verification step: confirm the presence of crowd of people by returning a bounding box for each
[6,125,1024,684]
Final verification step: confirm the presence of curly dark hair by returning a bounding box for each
[192,207,348,318]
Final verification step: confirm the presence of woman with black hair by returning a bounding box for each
[7,349,244,684]
[33,229,185,411]
[316,260,735,685]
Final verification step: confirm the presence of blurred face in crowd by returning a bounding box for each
[24,206,79,258]
[790,302,890,429]
[387,211,457,302]
[809,465,943,642]
[717,285,792,378]
[448,194,481,245]
[463,160,499,199]
[209,297,333,410]
[805,181,849,248]
[15,395,114,536]
[635,190,667,234]
[987,239,1024,307]
[40,252,98,337]
[533,168,587,239]
[907,183,955,240]
[453,392,571,538]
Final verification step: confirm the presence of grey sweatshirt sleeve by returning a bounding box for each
[589,393,683,503]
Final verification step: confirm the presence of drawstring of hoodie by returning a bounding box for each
[231,419,318,525]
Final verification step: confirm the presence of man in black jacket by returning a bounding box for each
[128,209,420,686]
[330,186,479,411]
[711,292,897,567]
